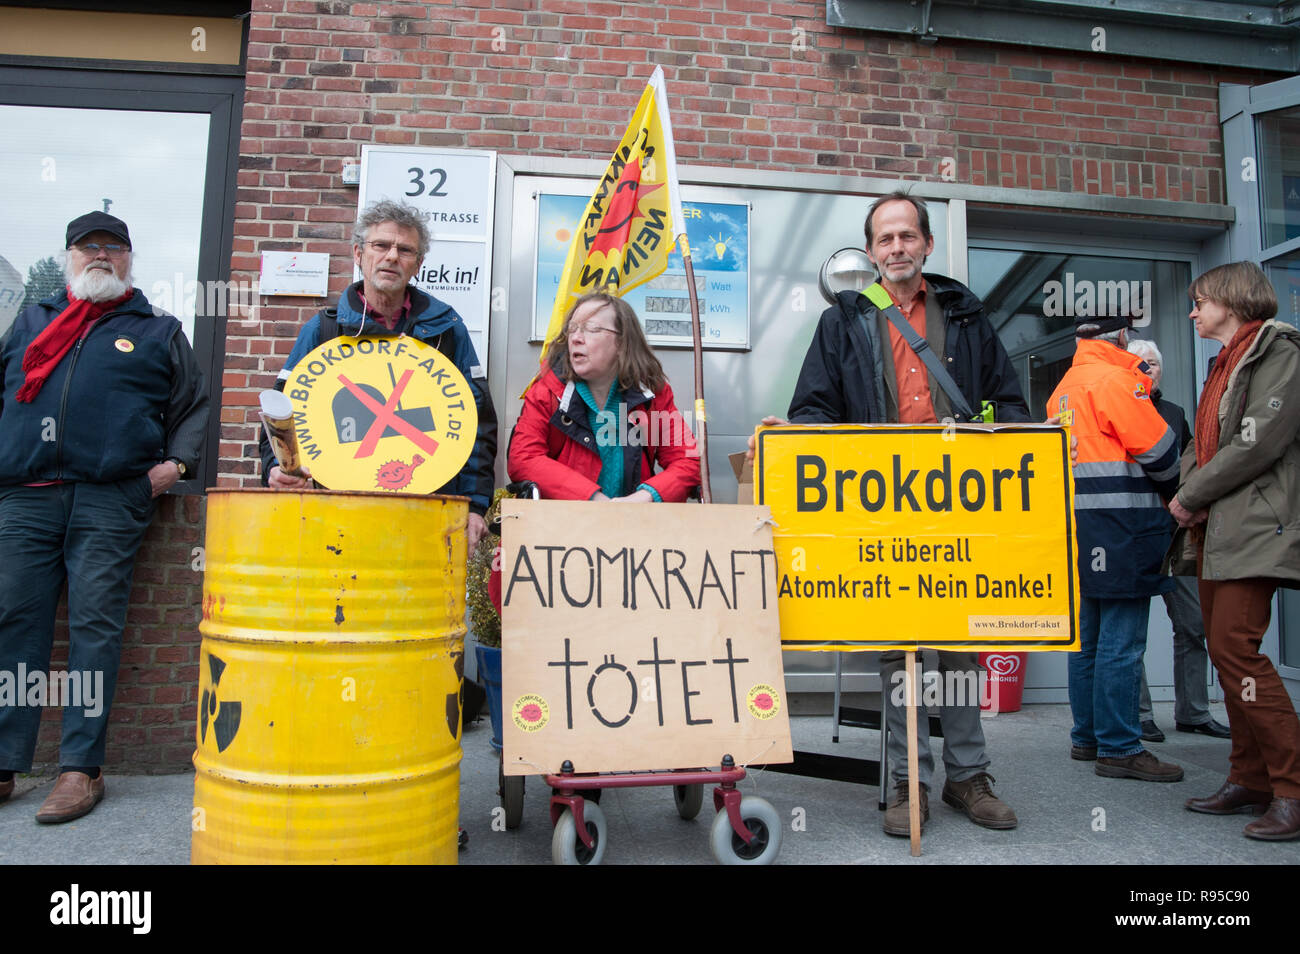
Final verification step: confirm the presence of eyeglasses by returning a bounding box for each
[1193,296,1213,307]
[567,321,620,337]
[364,240,420,259]
[72,243,129,255]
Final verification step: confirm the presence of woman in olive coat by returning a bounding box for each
[1171,261,1300,841]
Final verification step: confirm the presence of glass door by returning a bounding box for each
[0,66,243,488]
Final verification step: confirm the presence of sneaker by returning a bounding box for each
[1095,750,1183,782]
[882,781,928,837]
[942,772,1018,830]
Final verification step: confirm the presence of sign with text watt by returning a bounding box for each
[755,425,1079,652]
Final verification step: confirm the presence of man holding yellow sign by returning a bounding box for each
[750,191,1032,838]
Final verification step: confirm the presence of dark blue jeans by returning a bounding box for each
[1070,596,1150,758]
[0,479,154,771]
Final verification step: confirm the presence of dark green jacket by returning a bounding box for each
[1176,320,1300,584]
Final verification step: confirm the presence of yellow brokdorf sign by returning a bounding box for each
[756,425,1079,652]
[284,335,477,494]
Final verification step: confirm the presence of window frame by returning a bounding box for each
[0,64,243,491]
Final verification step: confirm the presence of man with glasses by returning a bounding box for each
[262,200,497,548]
[0,211,209,822]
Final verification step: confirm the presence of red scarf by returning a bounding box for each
[16,288,133,403]
[1195,320,1264,467]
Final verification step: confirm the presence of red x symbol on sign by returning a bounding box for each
[337,370,440,459]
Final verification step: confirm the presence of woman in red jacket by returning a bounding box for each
[509,293,700,502]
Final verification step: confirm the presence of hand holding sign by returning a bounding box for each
[283,335,477,494]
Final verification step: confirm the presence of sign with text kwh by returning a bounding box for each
[500,501,793,776]
[756,425,1079,652]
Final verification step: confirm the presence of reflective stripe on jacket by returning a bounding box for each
[1049,338,1179,598]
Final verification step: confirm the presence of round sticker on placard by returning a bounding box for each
[512,694,550,732]
[746,683,781,720]
[284,335,477,493]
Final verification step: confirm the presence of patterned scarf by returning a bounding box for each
[1195,320,1263,467]
[16,288,133,402]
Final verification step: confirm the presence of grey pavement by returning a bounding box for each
[1,702,1295,865]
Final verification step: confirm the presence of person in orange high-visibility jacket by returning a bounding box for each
[1049,313,1183,784]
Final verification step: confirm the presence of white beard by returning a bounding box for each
[67,263,132,303]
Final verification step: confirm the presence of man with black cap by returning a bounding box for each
[0,211,209,822]
[1049,308,1184,782]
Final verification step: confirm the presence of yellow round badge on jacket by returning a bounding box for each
[114,338,134,352]
[283,335,477,494]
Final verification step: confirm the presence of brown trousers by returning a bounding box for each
[1198,576,1300,798]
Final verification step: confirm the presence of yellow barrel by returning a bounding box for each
[191,488,468,864]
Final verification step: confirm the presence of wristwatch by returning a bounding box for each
[168,457,188,478]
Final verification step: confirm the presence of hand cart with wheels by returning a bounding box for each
[506,753,780,865]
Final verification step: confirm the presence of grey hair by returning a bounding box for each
[865,188,932,246]
[352,200,431,260]
[1127,337,1162,365]
[1076,324,1126,345]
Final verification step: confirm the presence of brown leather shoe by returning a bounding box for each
[1095,749,1183,782]
[882,781,928,837]
[942,772,1018,829]
[0,777,13,803]
[35,771,105,824]
[1185,780,1271,816]
[1244,797,1300,842]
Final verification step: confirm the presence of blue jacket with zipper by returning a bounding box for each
[0,289,208,485]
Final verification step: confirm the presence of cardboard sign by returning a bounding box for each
[500,500,793,776]
[283,335,476,493]
[756,425,1079,652]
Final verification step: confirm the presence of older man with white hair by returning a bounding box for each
[0,211,209,823]
[1126,337,1230,743]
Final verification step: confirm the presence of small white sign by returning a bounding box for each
[259,251,330,297]
[358,146,497,375]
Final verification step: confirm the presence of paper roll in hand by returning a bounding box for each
[260,389,305,478]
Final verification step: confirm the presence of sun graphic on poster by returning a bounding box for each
[542,212,577,251]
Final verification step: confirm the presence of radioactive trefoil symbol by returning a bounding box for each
[200,653,242,752]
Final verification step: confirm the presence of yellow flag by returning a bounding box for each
[536,66,686,376]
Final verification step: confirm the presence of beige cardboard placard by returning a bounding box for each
[501,500,793,776]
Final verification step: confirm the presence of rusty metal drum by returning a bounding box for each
[191,488,467,864]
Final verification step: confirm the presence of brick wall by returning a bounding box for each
[33,496,205,774]
[219,0,1268,485]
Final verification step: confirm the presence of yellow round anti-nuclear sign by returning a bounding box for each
[283,335,477,494]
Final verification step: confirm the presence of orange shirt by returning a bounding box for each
[884,279,937,424]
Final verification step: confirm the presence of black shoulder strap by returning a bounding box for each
[865,283,976,421]
[318,306,340,343]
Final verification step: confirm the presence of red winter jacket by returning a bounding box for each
[507,368,700,501]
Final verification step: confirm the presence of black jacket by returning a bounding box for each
[1152,388,1191,454]
[788,274,1029,425]
[0,290,208,485]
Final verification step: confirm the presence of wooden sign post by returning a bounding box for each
[755,424,1080,854]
